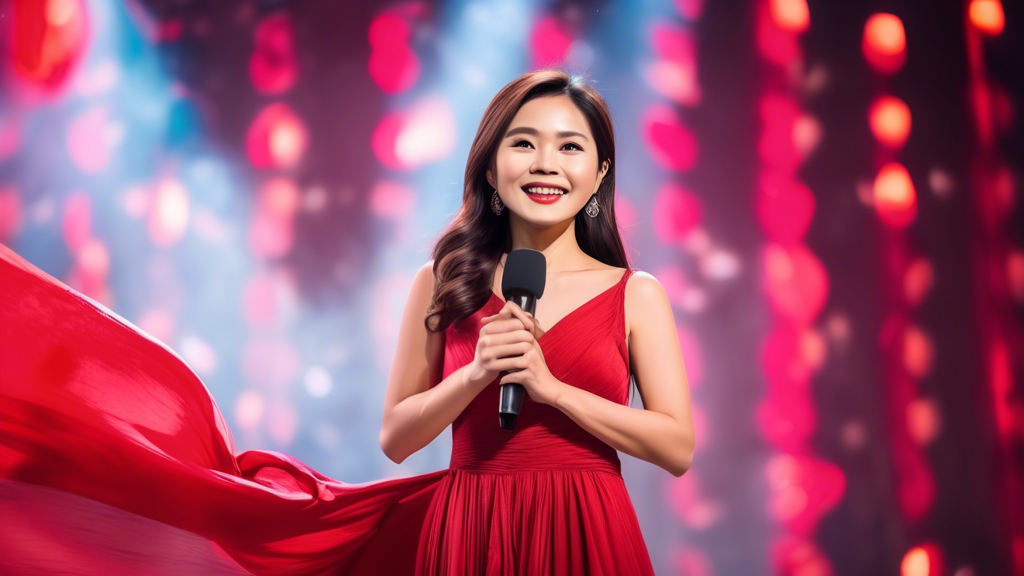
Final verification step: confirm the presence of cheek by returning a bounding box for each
[495,150,531,180]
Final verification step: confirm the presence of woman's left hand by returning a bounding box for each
[497,308,565,406]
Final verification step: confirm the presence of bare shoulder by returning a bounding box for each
[624,270,671,340]
[411,259,436,294]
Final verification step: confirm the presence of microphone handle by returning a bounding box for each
[499,293,537,431]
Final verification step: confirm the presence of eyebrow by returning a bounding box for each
[504,126,590,141]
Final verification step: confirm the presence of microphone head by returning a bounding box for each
[502,249,546,299]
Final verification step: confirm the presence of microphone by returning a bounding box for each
[498,248,546,431]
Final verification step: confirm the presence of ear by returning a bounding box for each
[593,160,610,193]
[486,169,495,189]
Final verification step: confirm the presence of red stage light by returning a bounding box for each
[873,162,917,228]
[530,16,574,69]
[250,13,298,94]
[643,105,698,172]
[969,0,1005,36]
[246,103,308,170]
[367,13,419,94]
[762,243,829,326]
[11,0,90,94]
[869,95,912,148]
[759,95,801,175]
[756,172,815,244]
[901,544,945,576]
[862,13,907,74]
[769,0,810,33]
[368,44,420,95]
[756,1,799,65]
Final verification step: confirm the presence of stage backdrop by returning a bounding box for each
[1,0,1021,575]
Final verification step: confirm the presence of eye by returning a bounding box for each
[512,137,585,150]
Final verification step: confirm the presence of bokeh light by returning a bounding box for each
[147,178,190,247]
[869,95,912,149]
[250,13,298,94]
[246,103,308,170]
[643,104,698,172]
[873,162,917,228]
[863,13,907,74]
[368,12,419,94]
[11,0,90,92]
[769,0,810,33]
[969,0,1005,36]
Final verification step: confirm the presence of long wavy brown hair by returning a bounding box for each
[424,69,629,334]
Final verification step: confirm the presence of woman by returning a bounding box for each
[0,70,693,575]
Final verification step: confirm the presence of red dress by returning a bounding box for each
[0,245,654,576]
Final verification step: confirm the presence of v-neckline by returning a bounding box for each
[488,267,630,342]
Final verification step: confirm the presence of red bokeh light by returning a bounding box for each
[11,0,90,94]
[862,13,907,74]
[873,162,917,228]
[250,13,298,94]
[969,0,1005,36]
[762,243,829,326]
[869,95,912,148]
[901,543,945,576]
[756,1,800,65]
[769,0,810,33]
[757,172,815,245]
[367,12,419,94]
[772,535,835,576]
[642,105,698,172]
[759,95,801,175]
[530,16,574,69]
[758,392,817,452]
[246,103,308,170]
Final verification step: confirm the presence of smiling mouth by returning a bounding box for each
[521,185,568,196]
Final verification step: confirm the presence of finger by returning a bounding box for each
[504,303,534,333]
[481,306,513,324]
[490,356,525,373]
[487,342,532,360]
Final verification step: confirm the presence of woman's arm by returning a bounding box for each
[551,272,695,477]
[379,261,485,464]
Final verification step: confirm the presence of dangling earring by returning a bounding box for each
[585,195,600,218]
[490,189,505,215]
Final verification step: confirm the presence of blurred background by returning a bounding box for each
[1,0,1022,574]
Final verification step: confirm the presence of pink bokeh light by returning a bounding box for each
[530,16,574,69]
[643,105,698,172]
[246,103,308,170]
[250,13,298,94]
[653,183,702,244]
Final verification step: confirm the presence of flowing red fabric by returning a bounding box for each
[0,244,655,575]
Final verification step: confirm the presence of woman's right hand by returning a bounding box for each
[463,300,536,389]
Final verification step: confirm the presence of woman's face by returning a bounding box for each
[487,94,608,227]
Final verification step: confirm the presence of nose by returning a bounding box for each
[530,146,559,175]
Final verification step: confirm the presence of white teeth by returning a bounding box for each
[524,187,565,195]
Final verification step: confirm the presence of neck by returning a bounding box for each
[505,215,586,273]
